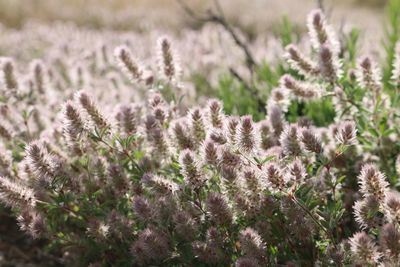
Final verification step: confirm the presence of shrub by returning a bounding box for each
[0,2,400,266]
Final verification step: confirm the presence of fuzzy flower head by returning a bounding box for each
[179,149,203,188]
[239,227,267,261]
[263,162,286,192]
[356,56,382,93]
[30,59,47,94]
[358,164,389,201]
[353,196,381,229]
[114,45,143,83]
[201,139,219,166]
[319,43,343,82]
[385,192,400,224]
[206,192,232,225]
[280,74,321,100]
[130,227,171,266]
[237,116,257,154]
[25,141,62,186]
[285,44,319,77]
[115,104,137,137]
[349,232,381,266]
[157,36,181,82]
[0,57,19,93]
[380,223,400,260]
[206,99,225,129]
[0,177,36,208]
[189,108,206,144]
[307,9,340,55]
[267,87,291,112]
[285,159,307,185]
[267,104,285,137]
[299,128,322,154]
[75,90,109,130]
[335,121,357,146]
[280,124,302,157]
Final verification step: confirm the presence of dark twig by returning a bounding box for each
[176,0,258,71]
[176,0,264,112]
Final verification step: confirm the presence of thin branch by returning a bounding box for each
[176,0,257,71]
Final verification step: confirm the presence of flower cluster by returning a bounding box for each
[0,6,399,267]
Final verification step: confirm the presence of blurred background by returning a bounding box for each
[0,0,388,34]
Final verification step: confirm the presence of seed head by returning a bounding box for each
[349,232,381,266]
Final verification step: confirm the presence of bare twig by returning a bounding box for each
[177,0,265,112]
[176,0,257,71]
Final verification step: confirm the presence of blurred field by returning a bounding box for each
[0,0,386,35]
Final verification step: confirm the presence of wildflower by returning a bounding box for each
[17,210,47,239]
[280,74,320,100]
[237,116,257,154]
[219,147,242,168]
[258,120,275,150]
[243,168,261,196]
[264,162,286,191]
[115,104,137,136]
[299,128,322,154]
[87,220,110,241]
[179,149,203,188]
[285,44,319,77]
[157,36,181,82]
[285,159,307,185]
[30,59,47,94]
[209,129,227,145]
[358,164,388,201]
[171,120,195,150]
[206,99,225,129]
[226,116,239,145]
[335,121,357,146]
[353,196,381,229]
[0,177,36,208]
[173,211,199,241]
[145,115,169,156]
[106,164,128,193]
[239,227,267,260]
[349,232,381,266]
[132,195,153,222]
[356,56,382,93]
[131,227,171,266]
[267,104,284,137]
[307,9,340,54]
[114,45,143,82]
[267,87,291,111]
[75,91,109,129]
[385,192,400,224]
[380,223,400,260]
[144,174,179,195]
[189,108,206,144]
[0,151,11,177]
[25,141,63,186]
[1,58,18,93]
[319,43,342,82]
[202,139,219,166]
[280,124,302,157]
[192,227,226,265]
[206,193,232,225]
[62,101,84,154]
